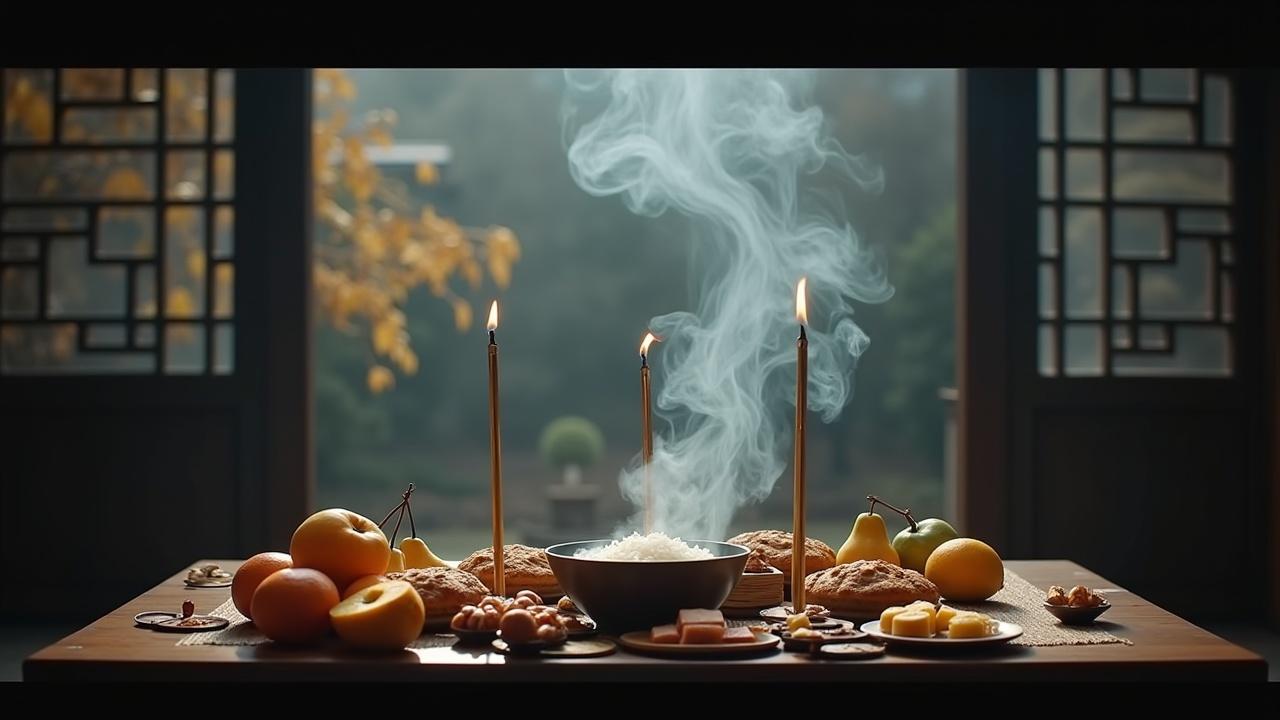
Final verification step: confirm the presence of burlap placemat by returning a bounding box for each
[176,600,456,649]
[946,568,1130,646]
[178,568,1129,648]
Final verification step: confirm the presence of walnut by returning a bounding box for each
[1045,585,1070,606]
[1067,585,1093,606]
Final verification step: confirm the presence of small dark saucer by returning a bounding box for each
[1043,601,1111,625]
[451,627,499,645]
[492,634,568,655]
[759,605,832,623]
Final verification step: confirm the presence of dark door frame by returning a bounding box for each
[236,68,314,550]
[958,68,1280,623]
[0,69,313,555]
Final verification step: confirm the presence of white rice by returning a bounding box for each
[574,532,714,561]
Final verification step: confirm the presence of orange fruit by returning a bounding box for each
[344,574,388,599]
[232,552,292,619]
[329,580,425,650]
[290,509,390,589]
[250,568,340,644]
[924,538,1005,602]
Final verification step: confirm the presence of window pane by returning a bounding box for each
[312,69,958,557]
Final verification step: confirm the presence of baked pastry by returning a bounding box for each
[743,548,774,574]
[387,566,488,630]
[458,544,563,598]
[804,560,940,618]
[726,530,836,583]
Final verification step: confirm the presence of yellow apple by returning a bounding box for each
[290,509,390,589]
[330,580,425,650]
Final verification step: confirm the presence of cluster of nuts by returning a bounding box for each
[450,590,568,644]
[499,605,567,644]
[1046,585,1106,608]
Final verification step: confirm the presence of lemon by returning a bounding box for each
[924,538,1004,602]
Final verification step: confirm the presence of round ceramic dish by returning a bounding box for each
[859,620,1023,647]
[1043,601,1111,625]
[545,539,749,632]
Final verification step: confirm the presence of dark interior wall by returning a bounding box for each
[0,70,311,622]
[960,68,1274,621]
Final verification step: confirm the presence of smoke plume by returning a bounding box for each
[562,70,893,540]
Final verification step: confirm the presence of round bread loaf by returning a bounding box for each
[725,530,836,583]
[457,544,563,599]
[804,560,940,619]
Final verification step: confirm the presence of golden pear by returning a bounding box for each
[400,537,449,569]
[837,512,901,565]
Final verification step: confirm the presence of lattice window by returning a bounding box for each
[1037,68,1234,377]
[0,68,235,374]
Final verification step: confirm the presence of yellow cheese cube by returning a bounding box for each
[936,605,958,631]
[905,601,937,635]
[891,610,934,637]
[947,612,997,638]
[879,606,907,633]
[786,614,811,632]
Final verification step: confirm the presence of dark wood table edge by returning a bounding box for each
[22,559,1270,682]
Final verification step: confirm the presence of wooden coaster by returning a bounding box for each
[151,615,230,633]
[538,638,617,658]
[184,579,232,588]
[759,606,832,624]
[818,642,885,660]
[491,637,610,657]
[134,611,179,627]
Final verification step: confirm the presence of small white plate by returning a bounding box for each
[859,620,1023,647]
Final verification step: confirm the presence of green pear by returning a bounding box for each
[892,518,959,572]
[837,512,901,565]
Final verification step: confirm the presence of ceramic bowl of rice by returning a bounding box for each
[545,533,749,631]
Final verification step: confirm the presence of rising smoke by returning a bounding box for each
[562,70,893,540]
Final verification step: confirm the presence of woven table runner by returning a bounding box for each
[177,568,1128,648]
[946,568,1130,646]
[175,601,455,649]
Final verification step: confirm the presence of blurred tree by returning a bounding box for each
[312,69,521,393]
[878,202,957,462]
[538,416,606,483]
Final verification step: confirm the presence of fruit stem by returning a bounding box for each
[390,503,406,547]
[379,499,406,529]
[867,495,917,532]
[404,483,416,539]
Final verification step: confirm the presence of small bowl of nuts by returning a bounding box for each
[450,590,553,644]
[495,604,568,654]
[1043,585,1110,625]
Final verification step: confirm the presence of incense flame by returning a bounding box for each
[795,277,808,326]
[639,331,659,356]
[486,300,499,331]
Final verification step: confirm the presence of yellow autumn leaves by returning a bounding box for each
[312,69,520,393]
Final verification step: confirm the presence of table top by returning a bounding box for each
[24,559,1267,682]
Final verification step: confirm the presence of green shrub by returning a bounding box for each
[538,416,605,470]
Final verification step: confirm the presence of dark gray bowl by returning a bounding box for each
[1043,600,1111,625]
[545,539,749,632]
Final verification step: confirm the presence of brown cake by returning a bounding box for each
[387,566,488,630]
[726,530,836,584]
[804,560,940,618]
[457,544,563,598]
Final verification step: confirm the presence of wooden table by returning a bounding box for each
[23,559,1266,681]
